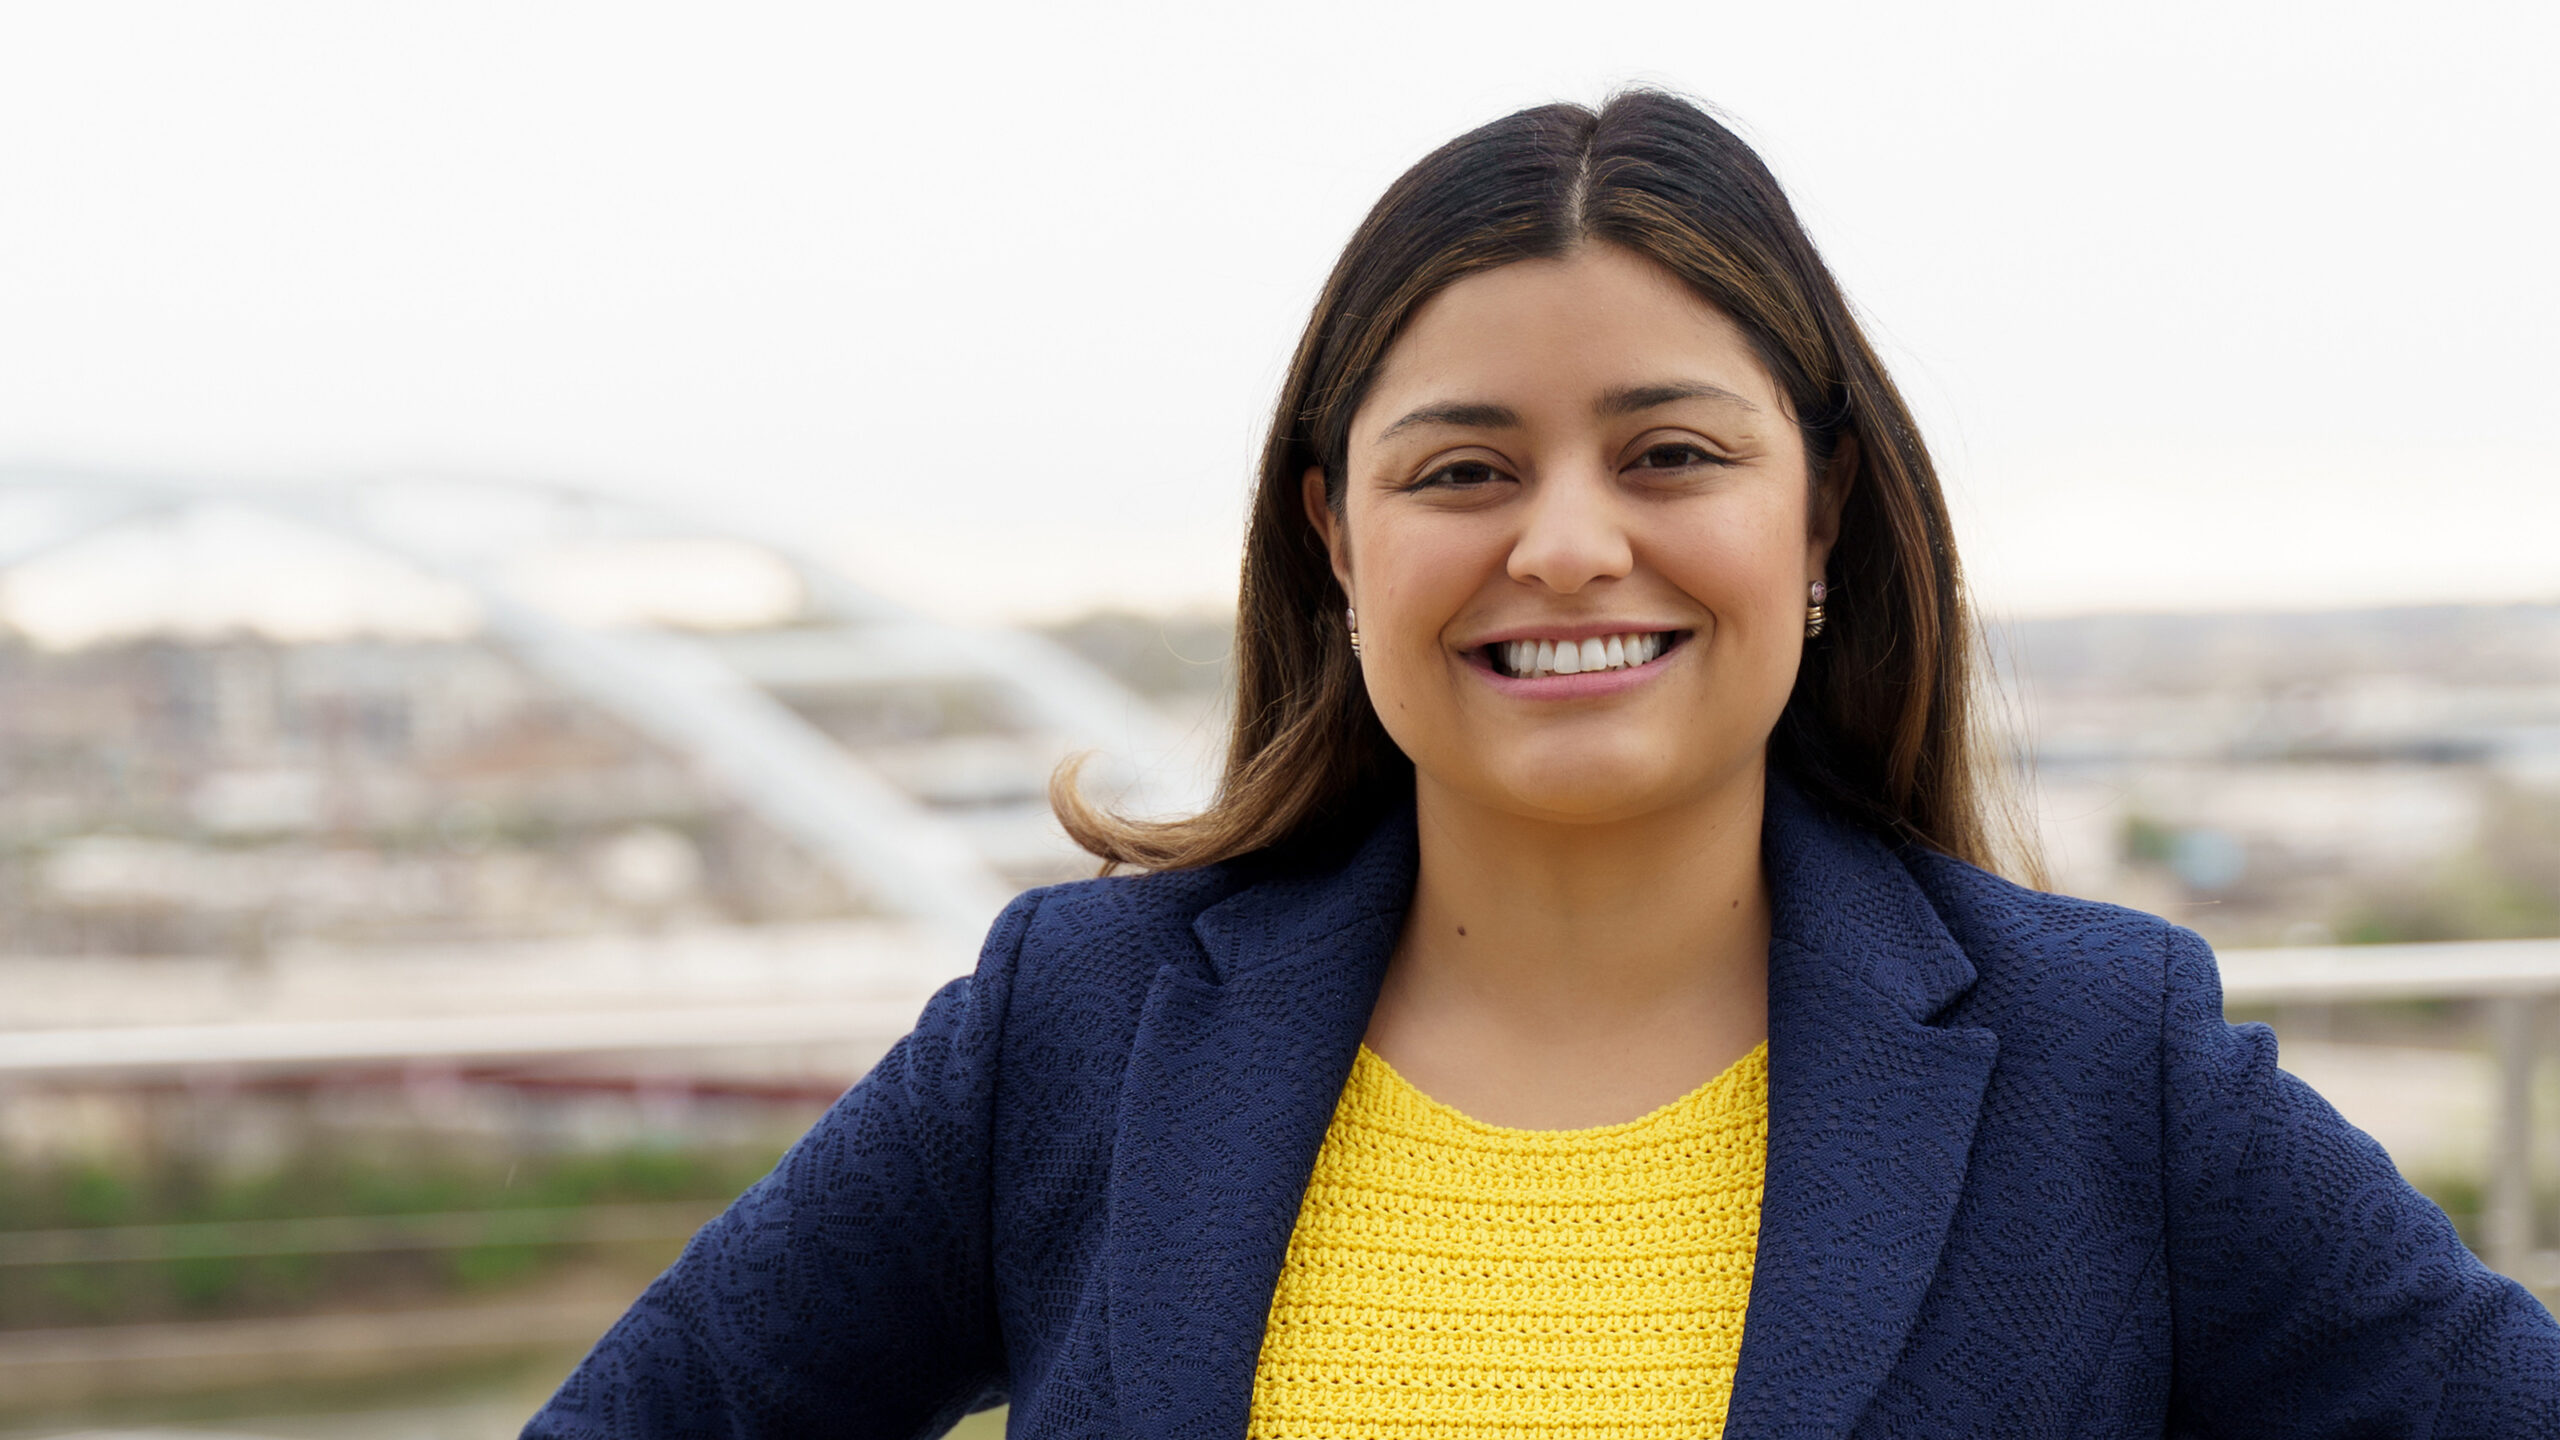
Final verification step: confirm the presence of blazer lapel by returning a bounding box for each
[1723,779,2000,1440]
[1103,810,1417,1440]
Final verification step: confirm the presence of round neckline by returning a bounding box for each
[1351,1038,1768,1142]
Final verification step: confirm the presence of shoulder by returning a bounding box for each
[969,857,1268,1067]
[992,810,1411,993]
[998,860,1247,983]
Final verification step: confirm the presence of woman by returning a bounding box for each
[528,92,2560,1437]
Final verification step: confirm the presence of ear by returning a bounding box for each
[1301,466,1354,598]
[1806,433,1856,575]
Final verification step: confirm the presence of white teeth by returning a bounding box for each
[1496,631,1677,679]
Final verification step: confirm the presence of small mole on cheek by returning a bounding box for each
[1456,925,1468,938]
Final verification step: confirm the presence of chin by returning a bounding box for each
[1433,723,1768,825]
[1474,756,1687,824]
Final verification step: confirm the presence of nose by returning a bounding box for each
[1506,468,1634,594]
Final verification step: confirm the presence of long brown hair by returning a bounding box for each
[1057,90,2037,881]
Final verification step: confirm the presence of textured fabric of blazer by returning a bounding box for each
[526,778,2560,1438]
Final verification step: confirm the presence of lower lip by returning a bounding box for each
[1465,641,1682,699]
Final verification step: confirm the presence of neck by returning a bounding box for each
[1389,761,1772,1036]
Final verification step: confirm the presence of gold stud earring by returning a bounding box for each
[1805,580,1828,639]
[1346,606,1362,655]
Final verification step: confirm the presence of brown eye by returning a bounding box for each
[1414,460,1506,489]
[1631,442,1716,470]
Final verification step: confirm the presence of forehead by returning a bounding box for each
[1356,244,1783,439]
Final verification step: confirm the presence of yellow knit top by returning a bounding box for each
[1247,1040,1771,1439]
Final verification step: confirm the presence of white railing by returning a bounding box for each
[2,938,2554,1285]
[2220,940,2560,1286]
[0,1000,931,1075]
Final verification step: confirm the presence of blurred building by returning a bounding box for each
[2,633,820,955]
[2006,606,2560,947]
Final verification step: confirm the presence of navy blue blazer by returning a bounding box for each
[528,780,2560,1438]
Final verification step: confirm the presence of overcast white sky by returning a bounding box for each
[1,0,2552,624]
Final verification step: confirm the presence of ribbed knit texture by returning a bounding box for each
[1249,1041,1770,1439]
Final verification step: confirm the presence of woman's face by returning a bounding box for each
[1308,242,1844,826]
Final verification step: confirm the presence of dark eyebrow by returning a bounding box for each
[1378,384,1757,441]
[1599,381,1759,416]
[1377,401,1522,440]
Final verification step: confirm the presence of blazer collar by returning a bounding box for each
[1104,810,1415,1440]
[1761,771,1984,1024]
[1188,806,1420,985]
[1102,780,1994,1440]
[1724,776,2000,1438]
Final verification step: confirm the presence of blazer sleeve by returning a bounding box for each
[522,891,1041,1440]
[2159,924,2560,1436]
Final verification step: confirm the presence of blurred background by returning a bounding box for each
[2,1,2555,1434]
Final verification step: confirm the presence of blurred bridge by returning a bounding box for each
[0,467,1214,945]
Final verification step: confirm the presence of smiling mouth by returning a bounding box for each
[1483,630,1691,679]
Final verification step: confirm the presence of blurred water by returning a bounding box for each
[5,1388,1008,1440]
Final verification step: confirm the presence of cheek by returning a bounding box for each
[1654,504,1805,621]
[1348,511,1494,633]
[1344,509,1505,739]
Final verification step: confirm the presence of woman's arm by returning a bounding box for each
[2160,925,2560,1436]
[523,892,1041,1440]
